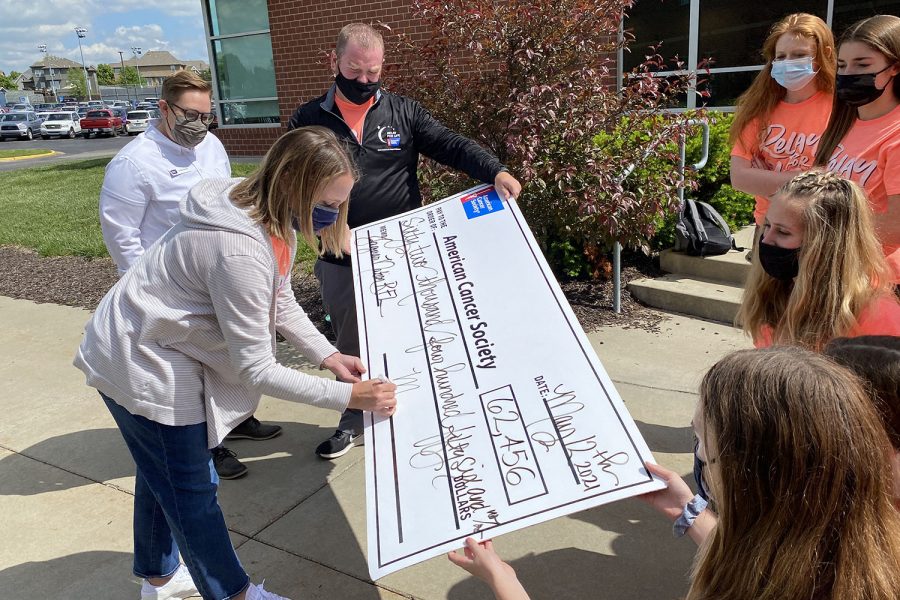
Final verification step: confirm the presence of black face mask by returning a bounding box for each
[836,65,894,107]
[335,72,380,105]
[758,241,801,281]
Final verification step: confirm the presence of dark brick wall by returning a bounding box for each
[212,0,426,157]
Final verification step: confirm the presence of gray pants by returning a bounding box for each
[314,259,364,434]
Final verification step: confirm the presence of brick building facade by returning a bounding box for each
[203,0,895,156]
[205,0,428,157]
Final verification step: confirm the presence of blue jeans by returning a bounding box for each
[101,393,249,600]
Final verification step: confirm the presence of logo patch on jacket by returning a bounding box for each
[377,125,401,150]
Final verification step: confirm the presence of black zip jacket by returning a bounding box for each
[288,86,506,264]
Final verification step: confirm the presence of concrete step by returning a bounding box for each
[660,225,756,286]
[627,274,744,324]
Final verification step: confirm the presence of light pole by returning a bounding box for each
[131,47,144,97]
[118,51,131,106]
[38,44,57,99]
[74,27,92,100]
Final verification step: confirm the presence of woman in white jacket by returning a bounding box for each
[75,126,396,600]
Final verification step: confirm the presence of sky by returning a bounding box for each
[1,0,209,75]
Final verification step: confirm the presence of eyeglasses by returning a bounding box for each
[168,101,216,126]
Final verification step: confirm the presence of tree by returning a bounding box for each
[0,70,21,90]
[96,63,116,85]
[117,66,142,86]
[387,0,705,275]
[66,68,87,99]
[199,69,212,82]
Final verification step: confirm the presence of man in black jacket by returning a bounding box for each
[289,23,522,459]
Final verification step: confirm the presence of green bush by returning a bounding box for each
[392,0,754,278]
[389,0,700,281]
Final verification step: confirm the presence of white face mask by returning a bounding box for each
[770,56,818,91]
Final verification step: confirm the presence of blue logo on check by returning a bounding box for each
[461,188,505,219]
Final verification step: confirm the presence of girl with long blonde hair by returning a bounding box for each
[730,13,836,232]
[738,170,900,349]
[814,15,900,280]
[678,347,900,600]
[447,347,900,600]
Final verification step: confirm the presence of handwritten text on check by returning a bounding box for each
[351,185,664,580]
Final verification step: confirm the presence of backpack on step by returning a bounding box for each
[674,199,742,257]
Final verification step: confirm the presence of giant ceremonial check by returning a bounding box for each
[351,184,664,580]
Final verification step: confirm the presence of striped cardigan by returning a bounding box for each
[75,177,351,448]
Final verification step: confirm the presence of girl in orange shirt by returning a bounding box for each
[738,170,900,349]
[730,14,835,229]
[815,15,900,279]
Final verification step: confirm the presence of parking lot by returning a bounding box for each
[0,135,131,172]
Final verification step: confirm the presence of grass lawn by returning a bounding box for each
[0,148,54,159]
[0,158,318,266]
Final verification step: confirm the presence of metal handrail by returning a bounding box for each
[612,118,709,313]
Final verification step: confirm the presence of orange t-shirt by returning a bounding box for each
[823,103,900,279]
[754,294,900,348]
[270,236,291,278]
[732,91,833,226]
[334,95,375,143]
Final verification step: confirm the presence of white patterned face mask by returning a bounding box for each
[770,56,818,91]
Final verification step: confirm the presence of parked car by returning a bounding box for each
[109,107,130,133]
[77,106,91,118]
[0,111,43,141]
[10,103,32,112]
[125,110,153,135]
[40,111,82,139]
[80,109,124,138]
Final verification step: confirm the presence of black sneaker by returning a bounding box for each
[225,417,283,441]
[315,430,363,459]
[212,446,248,479]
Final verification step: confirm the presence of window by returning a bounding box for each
[207,0,270,36]
[623,1,894,109]
[697,1,827,69]
[832,0,900,36]
[204,0,278,126]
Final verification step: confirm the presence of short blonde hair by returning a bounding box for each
[336,23,384,59]
[161,70,211,104]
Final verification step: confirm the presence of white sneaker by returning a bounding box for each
[140,564,199,599]
[246,581,292,600]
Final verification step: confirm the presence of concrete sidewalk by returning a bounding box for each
[0,295,750,599]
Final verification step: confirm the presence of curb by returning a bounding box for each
[0,150,61,163]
